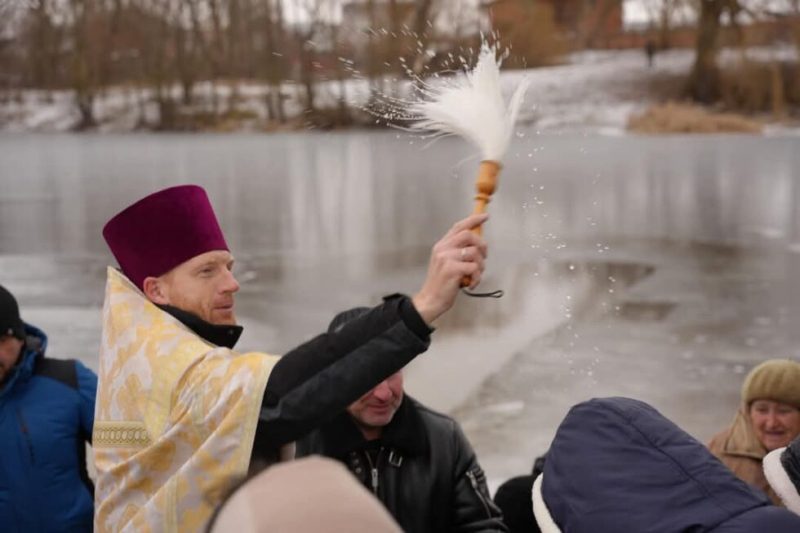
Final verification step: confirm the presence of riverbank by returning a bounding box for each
[4,47,799,135]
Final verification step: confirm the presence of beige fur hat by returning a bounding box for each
[741,359,800,408]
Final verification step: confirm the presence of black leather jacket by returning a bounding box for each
[296,397,508,533]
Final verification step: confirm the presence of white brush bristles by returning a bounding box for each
[409,44,529,162]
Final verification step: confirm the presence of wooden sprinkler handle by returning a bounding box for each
[462,160,501,287]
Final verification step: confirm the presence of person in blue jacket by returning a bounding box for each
[532,397,800,533]
[0,284,97,532]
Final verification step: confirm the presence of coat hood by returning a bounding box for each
[535,397,800,533]
[718,409,766,461]
[0,323,47,398]
[763,441,800,516]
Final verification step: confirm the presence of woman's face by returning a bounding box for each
[749,399,800,451]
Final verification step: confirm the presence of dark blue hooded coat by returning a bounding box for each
[0,324,97,532]
[540,397,800,533]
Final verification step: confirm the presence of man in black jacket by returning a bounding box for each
[296,308,508,533]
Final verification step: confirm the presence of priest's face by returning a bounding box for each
[151,250,240,325]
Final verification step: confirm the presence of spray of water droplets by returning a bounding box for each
[366,42,530,162]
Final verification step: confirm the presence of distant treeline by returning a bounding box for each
[2,0,800,131]
[0,0,510,130]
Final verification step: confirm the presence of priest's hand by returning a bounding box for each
[411,213,488,326]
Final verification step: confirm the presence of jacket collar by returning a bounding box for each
[316,395,428,458]
[158,304,242,349]
[0,323,46,398]
[722,409,767,460]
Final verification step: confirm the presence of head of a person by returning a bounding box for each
[742,359,800,452]
[0,285,26,384]
[207,457,401,533]
[328,307,405,439]
[347,372,404,439]
[103,185,239,325]
[494,475,539,533]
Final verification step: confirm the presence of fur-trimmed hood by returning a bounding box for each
[533,397,800,533]
[764,443,800,516]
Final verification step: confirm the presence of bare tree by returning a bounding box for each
[640,0,694,49]
[186,0,228,116]
[400,0,436,75]
[686,0,740,103]
[175,2,199,106]
[328,13,352,124]
[27,0,59,98]
[291,0,333,122]
[260,0,287,123]
[68,0,103,129]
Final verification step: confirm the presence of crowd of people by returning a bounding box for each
[2,183,800,532]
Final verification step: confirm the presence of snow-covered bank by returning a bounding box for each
[8,48,796,136]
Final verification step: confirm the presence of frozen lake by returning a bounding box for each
[1,129,799,487]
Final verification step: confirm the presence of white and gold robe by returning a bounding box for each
[93,268,279,532]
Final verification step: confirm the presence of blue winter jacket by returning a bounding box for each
[541,397,800,532]
[0,323,97,532]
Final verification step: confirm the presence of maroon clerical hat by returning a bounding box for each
[103,185,229,290]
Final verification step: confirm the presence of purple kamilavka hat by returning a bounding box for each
[103,185,229,290]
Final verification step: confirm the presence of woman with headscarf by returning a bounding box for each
[708,359,800,504]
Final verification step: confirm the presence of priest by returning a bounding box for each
[93,184,488,532]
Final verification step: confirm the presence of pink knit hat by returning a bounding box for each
[102,185,229,290]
